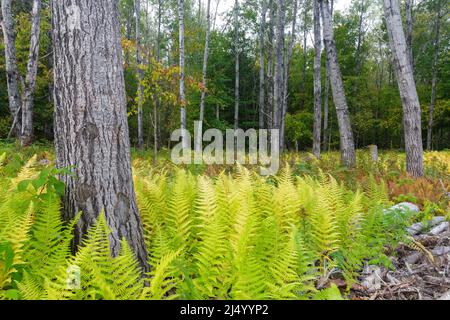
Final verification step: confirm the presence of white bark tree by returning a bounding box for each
[234,0,240,130]
[178,0,188,147]
[320,0,356,167]
[312,0,322,158]
[258,0,268,129]
[136,0,144,148]
[1,0,21,137]
[20,0,42,147]
[273,0,285,138]
[383,0,423,176]
[196,0,212,154]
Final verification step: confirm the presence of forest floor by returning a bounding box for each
[350,219,450,300]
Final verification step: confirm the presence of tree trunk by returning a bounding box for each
[258,0,268,129]
[355,0,365,74]
[405,0,413,72]
[196,0,212,154]
[20,0,42,147]
[136,0,144,148]
[426,0,442,151]
[383,0,423,176]
[312,0,322,158]
[273,0,285,137]
[178,0,188,147]
[153,0,163,161]
[234,0,240,130]
[267,0,275,128]
[1,0,21,137]
[320,0,356,167]
[280,0,297,150]
[51,0,149,271]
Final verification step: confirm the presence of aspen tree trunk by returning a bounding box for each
[405,0,413,72]
[322,0,333,152]
[383,0,423,176]
[320,0,356,167]
[20,0,42,147]
[234,0,240,130]
[1,0,21,137]
[426,0,442,151]
[178,0,188,147]
[136,0,144,148]
[52,0,149,271]
[267,0,275,128]
[300,4,307,107]
[355,0,365,74]
[273,0,285,137]
[312,0,322,158]
[153,0,162,160]
[280,0,297,150]
[258,0,268,129]
[196,0,212,154]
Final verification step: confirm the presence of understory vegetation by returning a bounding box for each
[0,144,448,300]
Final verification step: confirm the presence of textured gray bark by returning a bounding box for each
[280,0,297,150]
[136,0,144,148]
[322,0,333,152]
[258,0,268,129]
[52,0,149,271]
[426,0,442,151]
[273,0,285,135]
[383,0,423,176]
[20,0,41,146]
[178,0,188,147]
[320,0,356,167]
[152,0,163,161]
[405,0,413,72]
[1,0,21,137]
[234,0,240,130]
[267,0,275,128]
[312,0,322,158]
[196,0,212,154]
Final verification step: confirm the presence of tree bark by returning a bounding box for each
[51,0,149,271]
[322,0,333,152]
[267,0,275,128]
[258,0,268,129]
[153,0,163,161]
[1,0,21,137]
[273,0,285,137]
[178,0,188,147]
[234,0,240,130]
[136,0,144,148]
[313,0,322,158]
[355,0,366,74]
[196,0,212,154]
[20,0,42,147]
[320,0,356,167]
[426,0,442,151]
[383,0,423,176]
[280,0,297,150]
[405,0,413,72]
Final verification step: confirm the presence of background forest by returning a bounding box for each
[0,0,449,152]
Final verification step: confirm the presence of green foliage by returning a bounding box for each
[0,151,416,300]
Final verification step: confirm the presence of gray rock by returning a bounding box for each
[431,246,450,256]
[429,222,449,236]
[384,202,419,216]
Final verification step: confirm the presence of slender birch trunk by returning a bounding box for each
[405,0,413,72]
[135,0,144,148]
[312,0,322,158]
[258,0,268,129]
[153,0,162,160]
[383,0,423,176]
[280,0,297,150]
[426,0,442,151]
[1,0,21,137]
[234,0,240,130]
[196,0,212,154]
[320,0,356,167]
[273,0,285,138]
[178,0,188,147]
[322,0,333,152]
[267,0,275,128]
[52,0,149,271]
